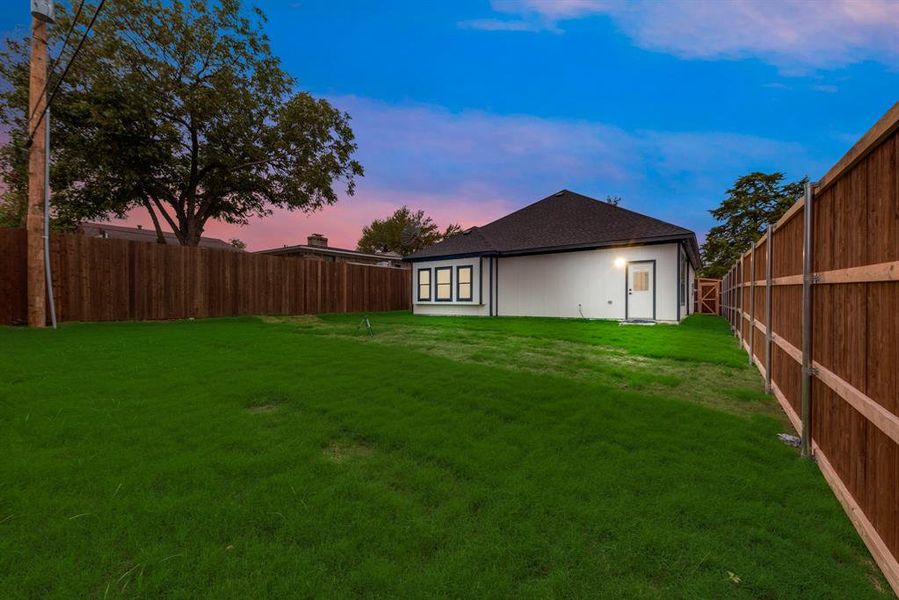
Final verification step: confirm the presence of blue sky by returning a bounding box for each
[2,0,897,249]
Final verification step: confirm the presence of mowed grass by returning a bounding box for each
[0,313,891,598]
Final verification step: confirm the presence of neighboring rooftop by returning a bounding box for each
[256,234,404,265]
[78,222,237,251]
[406,190,700,266]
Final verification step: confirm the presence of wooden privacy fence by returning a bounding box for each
[721,102,899,594]
[0,229,410,324]
[693,277,720,314]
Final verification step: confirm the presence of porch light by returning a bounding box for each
[614,257,625,268]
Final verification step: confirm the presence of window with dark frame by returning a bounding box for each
[456,265,473,301]
[417,268,431,301]
[435,267,452,301]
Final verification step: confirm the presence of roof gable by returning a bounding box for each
[407,190,699,266]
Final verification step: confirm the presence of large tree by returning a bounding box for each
[357,206,461,256]
[700,172,806,278]
[0,0,362,245]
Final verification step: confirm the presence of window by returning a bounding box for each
[435,267,452,301]
[417,268,431,301]
[679,254,687,305]
[633,270,649,291]
[456,266,473,301]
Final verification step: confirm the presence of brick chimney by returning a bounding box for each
[307,233,328,248]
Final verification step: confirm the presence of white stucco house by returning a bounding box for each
[405,190,700,322]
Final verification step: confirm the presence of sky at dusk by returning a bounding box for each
[1,0,897,251]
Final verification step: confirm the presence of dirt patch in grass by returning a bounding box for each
[259,315,324,328]
[244,392,289,414]
[246,404,281,414]
[862,560,886,594]
[322,439,373,462]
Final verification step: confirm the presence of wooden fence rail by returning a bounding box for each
[0,229,411,324]
[722,102,899,594]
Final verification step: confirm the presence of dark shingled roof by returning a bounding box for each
[407,190,700,266]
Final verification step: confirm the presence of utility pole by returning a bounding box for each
[26,1,54,327]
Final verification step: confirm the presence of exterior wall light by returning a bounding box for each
[614,257,626,268]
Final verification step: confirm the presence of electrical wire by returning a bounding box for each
[27,0,86,124]
[26,0,106,146]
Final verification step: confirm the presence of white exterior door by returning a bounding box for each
[627,261,655,320]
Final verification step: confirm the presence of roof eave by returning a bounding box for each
[405,233,701,263]
[404,250,499,263]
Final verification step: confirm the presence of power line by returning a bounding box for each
[26,0,107,147]
[27,0,87,124]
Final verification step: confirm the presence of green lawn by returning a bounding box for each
[0,313,890,598]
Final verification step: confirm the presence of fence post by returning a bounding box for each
[749,245,756,364]
[765,224,773,394]
[800,182,815,458]
[341,262,348,313]
[741,257,745,342]
[727,270,731,327]
[725,272,729,325]
[730,268,734,330]
[731,263,740,337]
[736,260,741,343]
[730,267,735,331]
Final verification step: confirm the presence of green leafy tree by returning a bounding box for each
[0,182,25,228]
[357,206,462,256]
[701,172,806,278]
[0,0,362,244]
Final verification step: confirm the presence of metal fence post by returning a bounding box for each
[765,224,773,394]
[725,272,730,328]
[736,264,740,331]
[727,270,732,329]
[736,260,742,343]
[800,182,815,458]
[733,265,738,333]
[749,245,756,364]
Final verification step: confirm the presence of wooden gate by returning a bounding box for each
[694,278,720,314]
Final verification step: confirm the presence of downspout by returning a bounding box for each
[489,257,494,317]
[676,243,681,322]
[479,256,483,306]
[43,108,57,329]
[495,257,499,316]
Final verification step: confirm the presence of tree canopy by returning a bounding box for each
[700,172,806,278]
[0,0,363,245]
[357,206,461,256]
